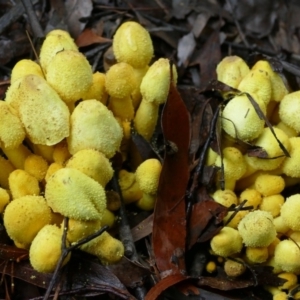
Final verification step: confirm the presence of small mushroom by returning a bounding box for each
[29,224,71,273]
[10,59,44,83]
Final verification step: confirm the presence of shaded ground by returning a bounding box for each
[0,0,300,299]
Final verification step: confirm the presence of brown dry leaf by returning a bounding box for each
[75,28,111,47]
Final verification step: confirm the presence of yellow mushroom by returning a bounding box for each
[237,210,276,247]
[135,158,162,210]
[221,94,266,142]
[106,62,137,120]
[80,231,124,265]
[274,240,300,274]
[280,194,300,231]
[24,154,49,182]
[113,21,153,68]
[254,174,285,196]
[66,149,113,187]
[224,258,246,277]
[245,246,269,264]
[279,91,300,133]
[52,140,71,165]
[259,194,284,217]
[29,224,71,273]
[46,50,93,104]
[210,226,243,257]
[1,143,31,169]
[39,29,78,72]
[45,168,107,221]
[134,58,177,141]
[281,137,300,178]
[3,195,51,247]
[238,68,272,106]
[82,72,108,105]
[10,59,44,83]
[45,162,63,182]
[67,100,123,158]
[8,169,40,199]
[239,188,262,209]
[245,127,290,171]
[251,60,288,102]
[0,188,10,213]
[0,101,25,149]
[5,74,70,146]
[212,189,238,207]
[216,55,250,88]
[118,169,143,204]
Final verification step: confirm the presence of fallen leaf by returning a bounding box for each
[75,28,111,47]
[177,31,196,67]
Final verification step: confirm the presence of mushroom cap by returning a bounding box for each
[113,21,153,68]
[0,156,15,189]
[274,240,300,274]
[245,246,269,264]
[252,60,288,102]
[212,189,238,207]
[279,91,300,133]
[39,29,78,72]
[82,72,108,104]
[66,149,113,187]
[80,231,124,265]
[239,188,262,209]
[140,58,177,105]
[52,140,71,165]
[3,195,51,246]
[215,147,247,181]
[105,62,137,98]
[221,94,266,142]
[281,137,300,177]
[210,226,243,257]
[8,169,40,199]
[29,224,71,273]
[0,188,10,213]
[135,158,162,194]
[24,154,48,181]
[5,75,70,146]
[238,68,272,106]
[245,127,291,171]
[45,168,107,221]
[280,194,300,231]
[216,55,250,88]
[46,50,93,103]
[10,59,44,83]
[259,194,284,217]
[67,100,123,158]
[224,258,246,277]
[0,101,25,149]
[237,210,276,247]
[254,174,285,196]
[66,218,101,243]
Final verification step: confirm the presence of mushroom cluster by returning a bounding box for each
[0,22,169,273]
[208,55,300,296]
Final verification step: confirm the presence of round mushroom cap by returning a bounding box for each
[221,94,266,142]
[8,169,40,199]
[24,154,48,181]
[0,101,25,149]
[238,68,272,106]
[66,149,113,187]
[252,60,288,102]
[29,224,71,273]
[67,100,123,158]
[254,174,285,196]
[113,21,153,68]
[46,50,93,103]
[237,210,276,247]
[105,62,137,98]
[140,58,177,105]
[216,55,250,88]
[279,91,300,133]
[39,29,78,72]
[0,188,10,213]
[245,127,291,171]
[212,189,238,207]
[10,59,44,83]
[210,226,243,257]
[281,137,300,178]
[5,75,70,146]
[274,240,300,274]
[3,195,51,246]
[239,188,262,209]
[45,168,107,221]
[280,194,300,231]
[135,158,162,194]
